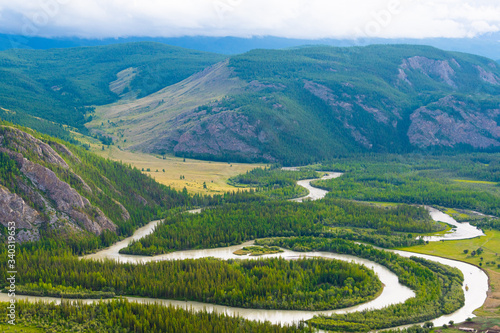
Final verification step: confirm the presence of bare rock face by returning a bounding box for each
[70,171,93,194]
[16,229,40,243]
[0,125,131,243]
[0,186,41,242]
[133,193,148,206]
[1,126,69,168]
[475,65,500,85]
[21,159,88,210]
[408,95,500,149]
[19,158,116,235]
[138,105,272,161]
[400,56,457,88]
[51,142,82,164]
[0,186,41,229]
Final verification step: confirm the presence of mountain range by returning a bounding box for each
[1,42,500,165]
[90,44,500,164]
[1,33,500,59]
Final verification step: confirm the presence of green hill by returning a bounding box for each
[1,43,500,165]
[0,42,225,134]
[92,44,500,165]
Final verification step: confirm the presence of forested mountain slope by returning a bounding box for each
[0,123,192,249]
[0,42,225,134]
[92,44,500,165]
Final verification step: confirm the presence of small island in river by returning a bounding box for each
[234,246,284,256]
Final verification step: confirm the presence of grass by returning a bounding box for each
[0,324,44,332]
[453,179,498,185]
[365,201,401,207]
[442,207,471,221]
[88,145,264,194]
[401,229,500,317]
[418,222,454,237]
[430,317,500,332]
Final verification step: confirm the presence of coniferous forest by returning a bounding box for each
[1,247,382,311]
[1,103,499,331]
[121,198,436,255]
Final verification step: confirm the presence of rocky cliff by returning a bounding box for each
[0,126,117,242]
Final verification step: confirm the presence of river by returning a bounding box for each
[3,172,489,329]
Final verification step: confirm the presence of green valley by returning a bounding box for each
[2,39,500,333]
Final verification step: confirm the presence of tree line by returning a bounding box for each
[1,298,308,333]
[228,166,320,199]
[121,198,437,256]
[0,248,381,311]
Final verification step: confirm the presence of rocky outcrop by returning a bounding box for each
[19,159,116,235]
[475,65,500,85]
[88,46,500,162]
[173,111,264,158]
[303,80,399,149]
[397,68,412,86]
[1,126,69,168]
[51,142,82,164]
[71,172,93,193]
[0,124,118,239]
[0,186,41,242]
[400,56,457,88]
[133,193,148,206]
[303,80,353,111]
[408,95,500,149]
[134,100,273,162]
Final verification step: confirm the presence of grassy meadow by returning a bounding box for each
[402,229,500,317]
[90,145,263,194]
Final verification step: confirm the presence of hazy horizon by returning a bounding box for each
[0,0,499,41]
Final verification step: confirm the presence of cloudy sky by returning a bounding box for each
[0,0,499,40]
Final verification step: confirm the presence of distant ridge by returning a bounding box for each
[1,41,500,165]
[1,33,499,58]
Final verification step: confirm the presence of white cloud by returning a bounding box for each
[0,0,499,39]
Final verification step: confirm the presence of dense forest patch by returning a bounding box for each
[0,299,305,333]
[120,198,436,255]
[314,154,500,216]
[0,248,381,311]
[228,166,320,199]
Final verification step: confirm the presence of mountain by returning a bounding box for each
[90,44,500,165]
[0,122,191,248]
[0,42,225,136]
[1,33,500,59]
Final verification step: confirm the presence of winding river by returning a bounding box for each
[423,207,484,241]
[2,172,489,329]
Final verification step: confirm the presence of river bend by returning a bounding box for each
[2,172,489,328]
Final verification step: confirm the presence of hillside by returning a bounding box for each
[92,44,500,164]
[0,42,225,135]
[0,122,193,251]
